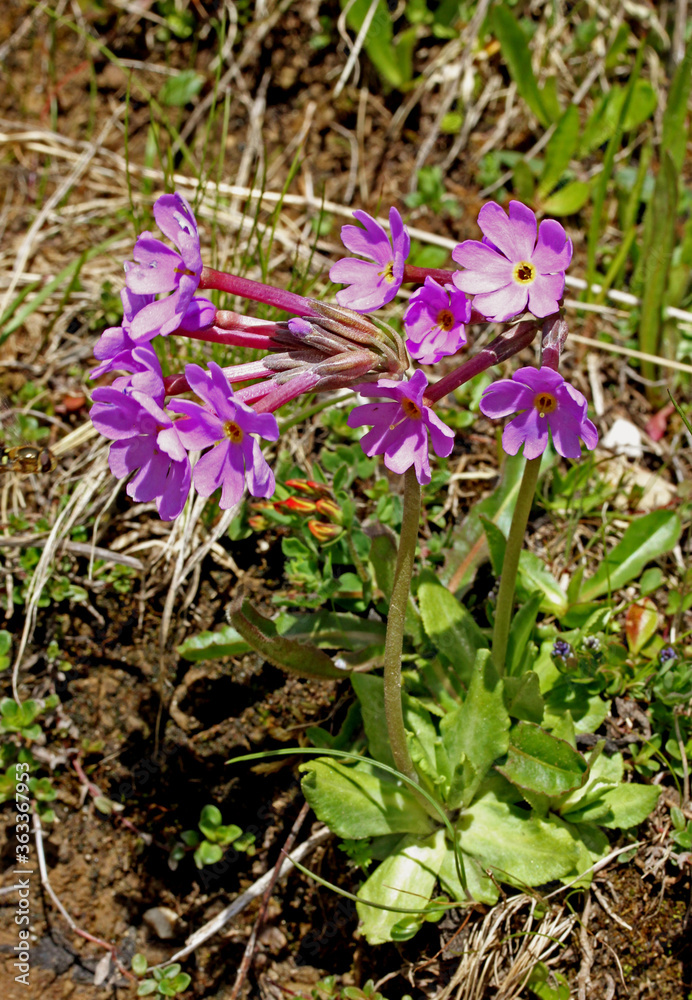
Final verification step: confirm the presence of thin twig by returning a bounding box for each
[149,825,331,969]
[229,801,311,1000]
[33,808,136,983]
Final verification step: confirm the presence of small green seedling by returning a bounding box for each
[132,955,191,997]
[169,804,255,870]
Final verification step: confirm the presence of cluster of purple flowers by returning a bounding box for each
[90,190,598,520]
[90,194,279,520]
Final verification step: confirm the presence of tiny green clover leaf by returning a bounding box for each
[198,804,222,840]
[132,953,148,976]
[193,840,223,869]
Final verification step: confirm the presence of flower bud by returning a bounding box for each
[307,520,343,543]
[248,515,268,531]
[277,496,318,514]
[284,479,332,496]
[315,498,343,524]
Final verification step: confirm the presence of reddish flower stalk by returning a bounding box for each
[424,319,539,406]
[540,314,568,372]
[199,267,318,317]
[177,326,277,350]
[403,264,456,286]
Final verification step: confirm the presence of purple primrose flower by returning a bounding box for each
[330,208,410,314]
[479,366,598,460]
[168,362,280,509]
[403,277,471,364]
[125,193,209,340]
[452,201,572,322]
[347,369,454,485]
[90,387,191,521]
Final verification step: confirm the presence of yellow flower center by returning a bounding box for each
[379,260,396,284]
[436,308,455,332]
[401,398,422,420]
[533,392,557,418]
[224,420,244,443]
[513,260,537,285]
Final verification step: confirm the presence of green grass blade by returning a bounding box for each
[661,39,692,172]
[585,40,646,298]
[492,4,550,127]
[538,104,580,199]
[637,152,678,385]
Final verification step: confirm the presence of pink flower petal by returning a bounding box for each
[340,211,392,265]
[471,282,528,321]
[389,207,410,264]
[452,242,515,291]
[424,409,455,457]
[532,220,572,273]
[512,367,564,392]
[242,436,275,498]
[480,379,533,418]
[507,201,538,259]
[526,272,565,318]
[157,459,191,521]
[503,408,548,459]
[476,201,536,262]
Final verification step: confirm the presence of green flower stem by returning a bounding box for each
[383,467,421,786]
[491,456,542,676]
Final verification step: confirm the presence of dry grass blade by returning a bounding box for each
[434,895,575,1000]
[11,455,111,700]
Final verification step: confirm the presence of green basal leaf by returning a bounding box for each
[438,834,499,905]
[637,153,678,383]
[277,611,386,651]
[506,592,542,676]
[502,672,545,724]
[579,510,681,602]
[559,750,624,814]
[445,753,478,811]
[562,783,661,829]
[538,104,580,198]
[357,829,448,944]
[518,551,567,616]
[512,159,535,202]
[442,454,525,593]
[300,758,434,839]
[540,180,590,217]
[351,674,395,768]
[660,37,692,173]
[579,80,657,156]
[441,650,509,804]
[340,0,412,90]
[158,69,204,107]
[479,515,506,577]
[544,682,610,736]
[178,624,250,661]
[227,597,346,678]
[418,570,488,686]
[527,961,570,1000]
[491,5,550,126]
[460,790,580,886]
[497,722,587,798]
[369,532,397,602]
